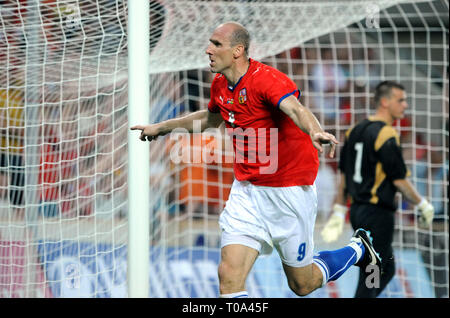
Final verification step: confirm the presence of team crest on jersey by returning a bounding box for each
[238,88,247,104]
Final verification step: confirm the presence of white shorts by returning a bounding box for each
[219,180,318,267]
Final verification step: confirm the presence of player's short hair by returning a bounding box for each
[229,23,250,56]
[374,81,405,106]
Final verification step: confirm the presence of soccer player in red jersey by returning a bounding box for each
[131,22,381,298]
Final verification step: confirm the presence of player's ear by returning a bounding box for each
[379,96,389,109]
[233,44,244,59]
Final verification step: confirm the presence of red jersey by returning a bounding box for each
[208,59,319,187]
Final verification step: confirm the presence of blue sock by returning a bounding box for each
[313,240,365,286]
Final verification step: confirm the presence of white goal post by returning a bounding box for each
[127,0,150,298]
[0,0,447,298]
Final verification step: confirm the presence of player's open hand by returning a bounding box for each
[311,132,339,158]
[130,124,164,142]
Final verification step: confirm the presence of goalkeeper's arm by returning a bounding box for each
[321,172,348,243]
[393,178,434,227]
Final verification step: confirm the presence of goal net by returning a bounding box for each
[0,0,447,298]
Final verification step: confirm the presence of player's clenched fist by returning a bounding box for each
[130,124,165,142]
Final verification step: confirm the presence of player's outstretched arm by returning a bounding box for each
[279,95,338,158]
[130,110,223,142]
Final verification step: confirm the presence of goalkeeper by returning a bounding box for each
[321,81,435,298]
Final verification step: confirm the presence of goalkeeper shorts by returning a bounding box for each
[219,179,318,267]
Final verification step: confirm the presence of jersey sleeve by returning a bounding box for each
[256,68,301,108]
[338,139,348,173]
[338,127,353,174]
[207,100,220,113]
[375,126,408,180]
[208,76,221,113]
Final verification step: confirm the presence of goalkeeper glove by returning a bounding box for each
[321,204,347,243]
[417,198,434,227]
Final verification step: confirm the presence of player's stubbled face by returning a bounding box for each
[205,27,234,74]
[387,88,408,120]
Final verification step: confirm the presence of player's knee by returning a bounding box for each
[286,278,315,296]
